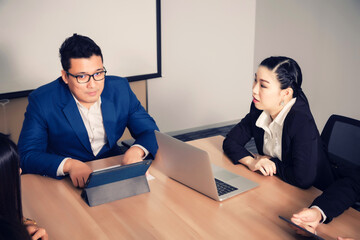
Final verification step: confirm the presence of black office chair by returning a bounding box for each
[321,114,360,168]
[321,114,360,211]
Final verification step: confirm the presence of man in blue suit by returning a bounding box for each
[18,34,159,188]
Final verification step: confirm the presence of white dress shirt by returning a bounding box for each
[255,98,296,161]
[75,97,107,156]
[56,96,148,176]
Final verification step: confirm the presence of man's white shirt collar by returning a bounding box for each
[72,94,102,111]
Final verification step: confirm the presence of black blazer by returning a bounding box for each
[223,97,334,190]
[311,167,360,223]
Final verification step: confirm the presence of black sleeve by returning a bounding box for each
[311,172,360,223]
[223,105,258,164]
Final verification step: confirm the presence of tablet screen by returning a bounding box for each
[85,160,152,188]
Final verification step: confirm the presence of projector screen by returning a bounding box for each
[0,0,161,99]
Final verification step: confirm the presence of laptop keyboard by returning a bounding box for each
[215,178,238,196]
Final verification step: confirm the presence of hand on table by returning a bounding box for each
[63,158,92,188]
[247,154,276,176]
[121,146,145,165]
[24,219,48,240]
[291,208,321,236]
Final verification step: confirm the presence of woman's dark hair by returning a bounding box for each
[260,56,308,103]
[59,33,103,72]
[0,133,23,223]
[0,216,31,240]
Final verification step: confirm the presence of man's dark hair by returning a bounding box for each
[59,33,103,71]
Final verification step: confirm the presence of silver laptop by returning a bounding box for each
[154,131,258,201]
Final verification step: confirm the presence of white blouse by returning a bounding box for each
[255,98,296,160]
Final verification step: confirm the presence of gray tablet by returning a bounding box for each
[279,216,325,240]
[81,160,152,206]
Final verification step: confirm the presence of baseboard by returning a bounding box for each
[165,119,239,137]
[118,120,240,146]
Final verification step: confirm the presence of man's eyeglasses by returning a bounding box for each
[66,67,107,84]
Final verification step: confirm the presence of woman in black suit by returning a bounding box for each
[223,56,334,190]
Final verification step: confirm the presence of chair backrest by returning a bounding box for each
[321,114,360,167]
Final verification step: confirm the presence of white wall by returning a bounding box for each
[254,0,360,130]
[4,1,358,136]
[0,0,158,97]
[148,0,256,133]
[149,0,360,134]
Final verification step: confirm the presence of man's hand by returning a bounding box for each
[121,146,145,165]
[245,154,276,176]
[63,158,92,188]
[291,208,322,236]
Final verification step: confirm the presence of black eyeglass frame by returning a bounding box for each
[66,67,107,84]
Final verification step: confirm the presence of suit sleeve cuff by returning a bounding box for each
[131,144,149,159]
[56,158,70,176]
[311,205,327,223]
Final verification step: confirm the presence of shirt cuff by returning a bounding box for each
[131,144,149,159]
[311,205,327,223]
[56,158,70,176]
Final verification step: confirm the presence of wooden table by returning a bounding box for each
[21,136,360,240]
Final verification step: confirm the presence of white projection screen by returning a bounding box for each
[0,0,161,99]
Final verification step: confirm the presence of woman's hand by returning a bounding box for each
[24,219,49,240]
[241,154,276,176]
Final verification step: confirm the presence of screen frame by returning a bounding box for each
[0,0,161,100]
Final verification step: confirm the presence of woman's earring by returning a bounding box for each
[280,100,285,106]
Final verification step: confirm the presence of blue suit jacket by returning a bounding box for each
[223,97,335,190]
[18,76,159,179]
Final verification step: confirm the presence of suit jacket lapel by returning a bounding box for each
[63,100,93,155]
[101,96,117,149]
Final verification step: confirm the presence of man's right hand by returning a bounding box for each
[291,208,322,236]
[63,159,92,188]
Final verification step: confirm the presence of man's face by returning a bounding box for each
[61,55,105,108]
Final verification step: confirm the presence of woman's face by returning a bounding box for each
[252,66,286,117]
